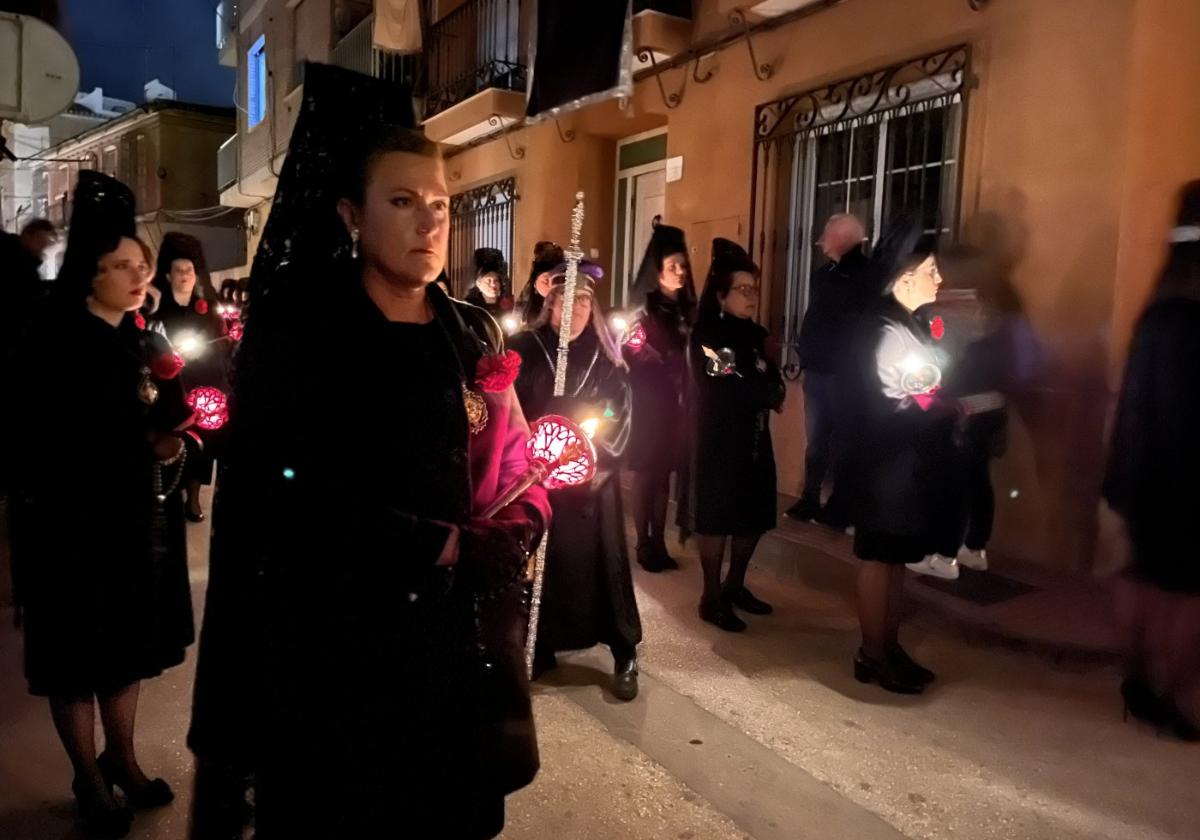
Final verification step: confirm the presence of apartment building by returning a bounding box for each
[214,0,1200,573]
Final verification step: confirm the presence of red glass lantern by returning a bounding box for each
[624,322,647,353]
[186,386,229,431]
[480,414,597,519]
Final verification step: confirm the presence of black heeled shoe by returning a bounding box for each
[1120,677,1166,726]
[698,599,747,633]
[726,586,773,616]
[888,645,935,685]
[97,752,175,809]
[854,649,926,695]
[654,543,680,571]
[613,658,639,702]
[72,776,132,839]
[636,545,666,573]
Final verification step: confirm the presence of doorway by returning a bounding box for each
[612,129,668,310]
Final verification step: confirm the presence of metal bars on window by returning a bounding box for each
[750,45,971,378]
[448,177,518,298]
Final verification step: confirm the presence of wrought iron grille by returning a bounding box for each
[749,45,971,378]
[424,0,527,119]
[449,176,518,298]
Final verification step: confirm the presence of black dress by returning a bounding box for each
[625,290,691,473]
[1103,296,1200,594]
[148,293,231,486]
[682,314,785,537]
[510,324,641,659]
[12,305,195,697]
[852,297,958,565]
[188,275,541,839]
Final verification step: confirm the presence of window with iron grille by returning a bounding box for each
[448,176,517,298]
[749,46,970,378]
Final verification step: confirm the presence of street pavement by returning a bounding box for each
[1,492,1198,839]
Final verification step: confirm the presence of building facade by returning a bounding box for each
[17,100,242,275]
[215,0,1200,573]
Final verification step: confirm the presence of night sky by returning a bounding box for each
[59,0,234,107]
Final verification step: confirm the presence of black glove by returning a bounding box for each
[456,503,542,594]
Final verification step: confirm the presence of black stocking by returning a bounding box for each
[696,534,726,605]
[632,469,670,549]
[723,534,761,595]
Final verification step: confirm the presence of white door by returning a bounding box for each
[626,169,666,307]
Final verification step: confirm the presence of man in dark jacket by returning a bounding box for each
[786,213,869,523]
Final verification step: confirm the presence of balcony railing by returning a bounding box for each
[330,13,420,88]
[217,134,238,192]
[424,0,526,119]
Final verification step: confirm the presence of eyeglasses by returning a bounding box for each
[730,284,760,297]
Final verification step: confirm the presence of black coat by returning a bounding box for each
[510,325,641,654]
[11,305,195,697]
[852,297,958,545]
[188,274,545,838]
[1104,297,1200,593]
[682,314,785,537]
[797,246,871,374]
[625,290,692,472]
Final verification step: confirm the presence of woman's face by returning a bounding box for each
[720,270,759,319]
[549,291,593,340]
[535,270,554,297]
[658,252,688,292]
[340,150,450,287]
[169,258,197,299]
[477,272,500,301]
[93,237,151,312]
[902,255,942,308]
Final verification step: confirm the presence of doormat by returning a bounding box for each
[917,569,1038,606]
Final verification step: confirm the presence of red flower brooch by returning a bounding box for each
[133,312,146,330]
[476,350,521,393]
[150,351,185,380]
[930,316,945,341]
[195,299,209,315]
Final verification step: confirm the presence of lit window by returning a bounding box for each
[247,34,268,129]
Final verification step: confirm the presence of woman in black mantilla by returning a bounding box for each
[1103,180,1200,741]
[517,239,564,325]
[509,261,642,701]
[146,232,230,523]
[625,223,696,572]
[682,239,784,633]
[186,64,550,839]
[464,246,508,316]
[11,171,198,838]
[850,214,951,695]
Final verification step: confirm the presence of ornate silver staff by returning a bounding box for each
[524,191,586,676]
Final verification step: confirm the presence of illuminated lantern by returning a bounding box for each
[480,414,597,518]
[624,322,647,353]
[186,386,229,431]
[227,319,244,341]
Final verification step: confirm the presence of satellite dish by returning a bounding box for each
[0,12,80,124]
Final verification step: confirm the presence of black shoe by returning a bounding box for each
[853,649,925,695]
[785,498,821,522]
[1120,676,1166,726]
[888,645,935,685]
[1161,701,1200,742]
[613,658,639,702]
[698,600,747,632]
[72,776,132,839]
[637,545,666,573]
[185,508,206,523]
[531,652,558,681]
[97,752,174,809]
[726,586,773,615]
[655,543,680,570]
[815,507,852,531]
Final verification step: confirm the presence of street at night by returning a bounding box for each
[2,497,1197,839]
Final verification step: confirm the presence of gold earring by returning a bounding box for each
[351,228,360,259]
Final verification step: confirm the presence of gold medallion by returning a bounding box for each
[463,384,488,436]
[138,370,159,405]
